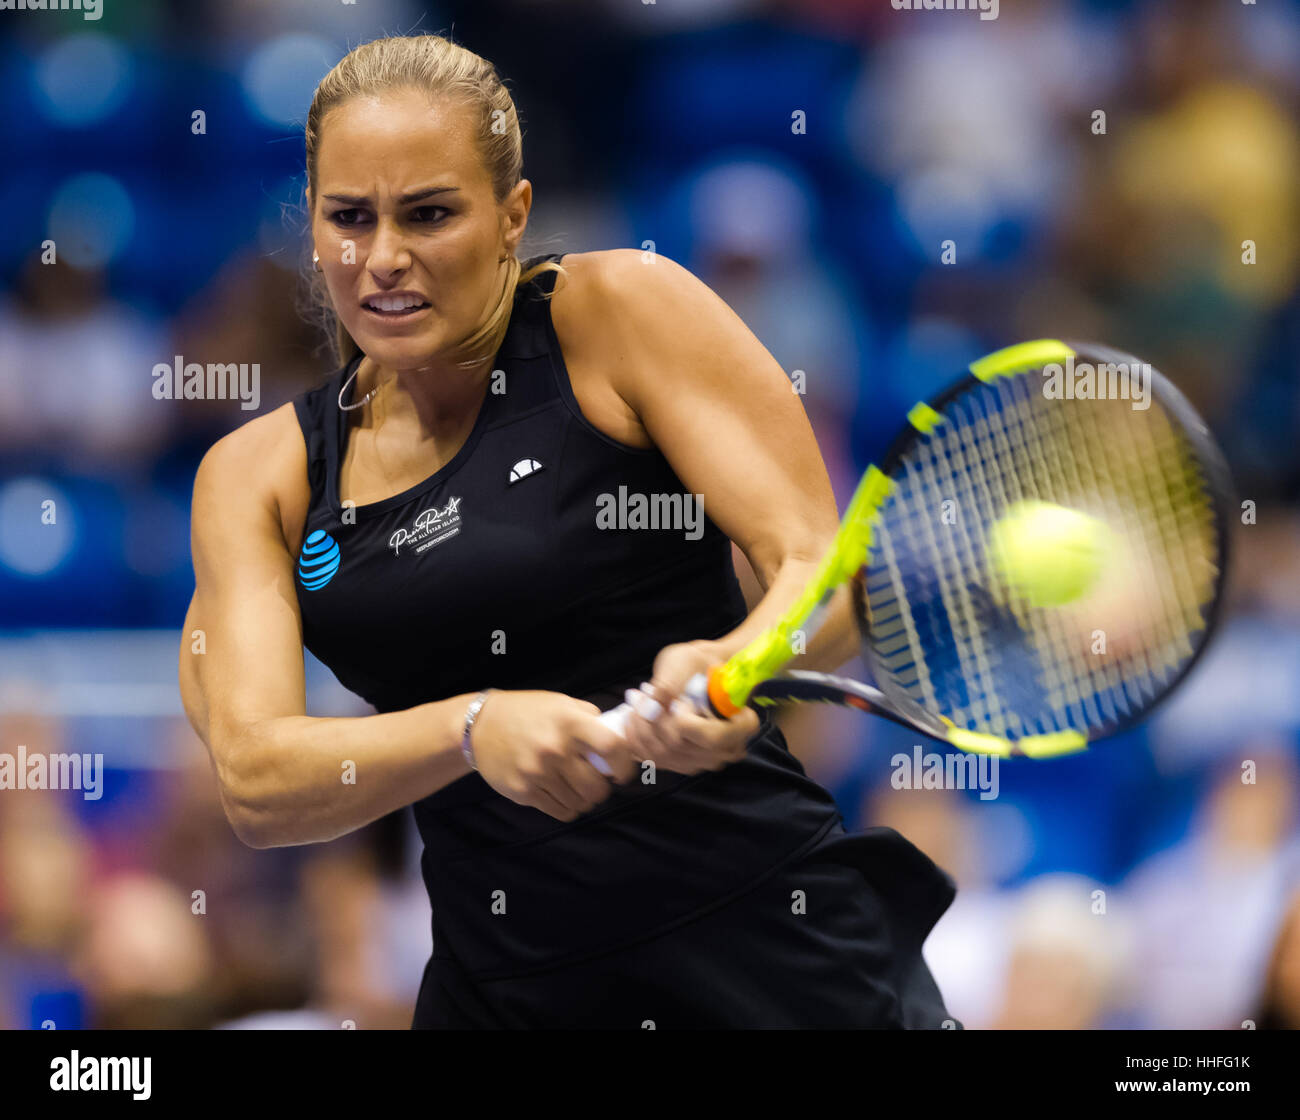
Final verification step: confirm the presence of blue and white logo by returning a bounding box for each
[298,530,341,590]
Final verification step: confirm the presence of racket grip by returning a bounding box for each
[585,753,615,776]
[587,673,716,775]
[597,703,632,736]
[586,705,629,776]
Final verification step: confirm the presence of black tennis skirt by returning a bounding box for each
[412,821,959,1030]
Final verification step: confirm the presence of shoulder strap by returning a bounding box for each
[485,253,570,416]
[292,355,357,508]
[499,254,565,354]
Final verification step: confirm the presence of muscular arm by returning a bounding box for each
[179,407,477,848]
[553,250,861,673]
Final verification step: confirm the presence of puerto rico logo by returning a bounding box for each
[298,530,341,590]
[389,496,463,557]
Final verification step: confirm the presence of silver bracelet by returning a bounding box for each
[461,690,493,772]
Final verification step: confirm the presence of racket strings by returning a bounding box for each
[926,408,1019,730]
[866,531,942,713]
[1091,395,1215,656]
[1047,375,1216,676]
[866,365,1220,739]
[993,371,1215,729]
[945,381,1111,733]
[995,376,1140,727]
[870,448,985,730]
[967,383,1104,731]
[1012,377,1182,722]
[894,445,1008,730]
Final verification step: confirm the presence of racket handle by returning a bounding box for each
[585,753,615,777]
[585,704,629,775]
[586,673,716,775]
[598,703,632,735]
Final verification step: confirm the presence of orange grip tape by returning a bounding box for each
[707,665,743,718]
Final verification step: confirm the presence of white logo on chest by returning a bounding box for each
[389,496,463,556]
[509,458,544,483]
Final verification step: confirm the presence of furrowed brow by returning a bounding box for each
[322,186,461,206]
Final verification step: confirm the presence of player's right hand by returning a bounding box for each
[467,691,642,821]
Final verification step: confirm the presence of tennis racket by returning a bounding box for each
[592,339,1232,765]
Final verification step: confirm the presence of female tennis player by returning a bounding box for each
[179,33,958,1029]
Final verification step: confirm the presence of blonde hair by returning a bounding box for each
[304,33,563,369]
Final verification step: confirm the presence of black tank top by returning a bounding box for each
[292,255,844,979]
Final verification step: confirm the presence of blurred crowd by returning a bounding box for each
[1,0,1298,1028]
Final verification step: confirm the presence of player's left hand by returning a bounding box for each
[619,639,760,775]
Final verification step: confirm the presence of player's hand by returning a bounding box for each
[620,640,760,775]
[469,691,642,821]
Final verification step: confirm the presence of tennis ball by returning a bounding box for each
[988,500,1111,608]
